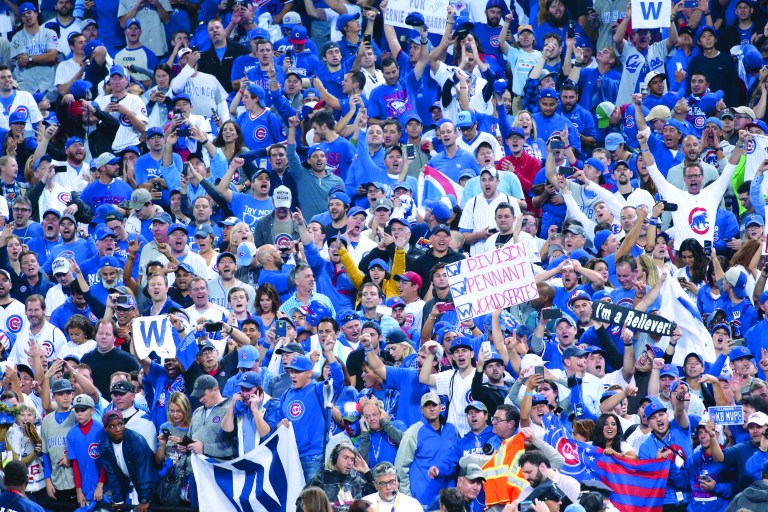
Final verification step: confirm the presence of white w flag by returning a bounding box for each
[658,277,715,365]
[191,426,305,512]
[131,315,176,360]
[745,134,768,185]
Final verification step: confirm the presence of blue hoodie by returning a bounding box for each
[304,240,356,312]
[398,418,458,506]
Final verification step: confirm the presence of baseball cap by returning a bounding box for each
[94,226,116,241]
[449,337,474,353]
[51,379,74,394]
[395,271,423,289]
[110,380,135,394]
[425,200,452,223]
[72,394,95,409]
[373,198,394,212]
[18,2,36,14]
[747,412,768,427]
[152,212,173,225]
[369,258,390,272]
[237,345,260,368]
[146,126,164,139]
[456,110,476,128]
[562,346,587,359]
[216,252,237,265]
[275,342,306,355]
[593,230,613,254]
[710,322,732,335]
[335,12,360,31]
[218,216,239,227]
[568,290,591,306]
[285,356,313,372]
[420,392,441,407]
[109,65,128,78]
[8,110,28,125]
[282,11,301,27]
[129,188,152,210]
[92,152,120,168]
[272,185,292,209]
[125,17,141,29]
[190,374,219,397]
[337,309,360,327]
[585,157,606,174]
[733,106,756,120]
[329,190,350,205]
[642,71,666,90]
[563,223,586,237]
[646,105,671,123]
[346,205,366,218]
[745,213,764,228]
[730,346,753,361]
[236,242,258,266]
[460,463,486,481]
[194,224,214,238]
[115,295,137,310]
[725,267,748,298]
[539,88,558,100]
[289,26,308,44]
[51,257,71,276]
[102,410,123,426]
[517,24,534,35]
[237,371,263,389]
[644,399,667,420]
[604,133,625,151]
[659,364,678,378]
[596,102,616,129]
[430,223,451,236]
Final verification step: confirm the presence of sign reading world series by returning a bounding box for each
[384,0,450,35]
[445,243,539,321]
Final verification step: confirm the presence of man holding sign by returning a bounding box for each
[613,2,679,105]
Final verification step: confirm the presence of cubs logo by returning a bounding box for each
[287,399,305,420]
[19,286,27,293]
[615,297,634,308]
[557,438,580,465]
[253,126,267,141]
[157,393,166,407]
[58,192,71,204]
[490,35,499,47]
[694,116,705,128]
[12,106,28,117]
[689,207,709,235]
[464,390,474,403]
[57,250,76,260]
[119,113,132,127]
[6,315,22,333]
[41,341,54,357]
[624,54,643,73]
[274,233,292,250]
[88,443,100,459]
[212,416,221,424]
[608,324,622,336]
[625,116,635,129]
[746,139,756,154]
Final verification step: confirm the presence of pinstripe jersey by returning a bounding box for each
[42,410,76,490]
[459,193,522,256]
[10,27,57,94]
[0,299,29,352]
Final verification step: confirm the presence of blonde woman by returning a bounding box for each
[227,222,254,254]
[511,109,546,162]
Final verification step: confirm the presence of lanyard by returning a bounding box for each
[376,494,399,512]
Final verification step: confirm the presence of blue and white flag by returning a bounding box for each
[191,427,305,512]
[131,315,176,360]
[658,277,715,365]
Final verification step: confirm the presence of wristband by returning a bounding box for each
[640,148,649,153]
[524,391,533,397]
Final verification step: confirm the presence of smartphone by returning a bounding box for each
[683,0,698,7]
[275,319,287,338]
[519,500,534,512]
[54,165,68,173]
[204,321,223,332]
[153,182,161,191]
[110,96,119,104]
[660,201,678,212]
[566,21,576,39]
[184,162,193,177]
[481,340,491,355]
[558,166,575,177]
[162,428,170,440]
[704,240,712,252]
[436,303,455,313]
[534,366,545,378]
[376,304,393,316]
[286,48,292,60]
[732,338,746,347]
[488,228,499,234]
[676,62,683,72]
[211,107,218,118]
[180,435,193,446]
[550,140,565,149]
[406,143,415,159]
[363,34,372,45]
[115,294,130,306]
[542,308,562,320]
[177,125,191,137]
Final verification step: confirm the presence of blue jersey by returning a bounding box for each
[276,49,323,78]
[367,72,421,127]
[145,361,186,429]
[639,420,693,505]
[244,66,286,109]
[231,55,260,84]
[133,153,183,209]
[727,299,758,339]
[0,491,44,512]
[13,222,44,246]
[66,420,104,500]
[317,65,345,100]
[320,137,356,181]
[79,180,134,210]
[381,367,430,427]
[115,233,147,281]
[26,237,62,268]
[237,109,285,154]
[230,192,274,233]
[42,239,98,275]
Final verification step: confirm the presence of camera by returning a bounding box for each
[205,321,223,332]
[115,294,130,306]
[177,124,191,137]
[660,201,678,212]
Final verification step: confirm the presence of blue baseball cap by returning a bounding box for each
[369,258,389,272]
[425,200,452,223]
[660,364,678,378]
[507,126,525,139]
[593,229,613,254]
[346,205,366,218]
[237,346,260,368]
[329,190,350,205]
[237,371,263,388]
[430,223,451,236]
[386,296,405,308]
[289,26,308,44]
[531,393,548,406]
[308,144,325,157]
[644,399,667,420]
[173,92,192,105]
[65,136,84,150]
[710,322,732,335]
[285,355,313,372]
[335,12,360,31]
[456,110,476,128]
[109,65,128,78]
[604,132,625,151]
[449,337,474,353]
[731,346,753,361]
[645,344,665,359]
[168,223,188,235]
[70,80,92,100]
[146,127,164,138]
[539,88,558,100]
[568,289,592,306]
[585,157,606,174]
[248,27,270,40]
[664,118,686,134]
[33,155,52,172]
[592,290,611,302]
[151,212,173,225]
[125,17,141,29]
[452,16,474,35]
[8,110,28,124]
[247,84,265,107]
[745,213,764,228]
[18,2,35,14]
[94,226,116,241]
[405,11,425,26]
[337,309,360,326]
[98,255,120,269]
[705,117,722,130]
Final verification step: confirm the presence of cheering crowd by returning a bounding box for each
[2,0,768,511]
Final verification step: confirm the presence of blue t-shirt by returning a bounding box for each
[427,149,481,182]
[230,192,274,233]
[42,238,98,275]
[237,109,285,154]
[79,180,135,210]
[639,420,693,505]
[382,366,430,427]
[145,361,186,429]
[367,72,421,127]
[320,137,356,181]
[13,222,44,246]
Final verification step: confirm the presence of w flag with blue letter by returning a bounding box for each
[131,315,176,360]
[191,427,305,512]
[631,0,670,28]
[418,165,464,206]
[658,277,715,365]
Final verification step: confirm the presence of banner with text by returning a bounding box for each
[591,302,676,336]
[630,0,671,29]
[384,0,450,36]
[445,243,538,321]
[132,315,177,360]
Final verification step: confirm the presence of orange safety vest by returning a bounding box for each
[482,432,528,506]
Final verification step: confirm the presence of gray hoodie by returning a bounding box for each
[725,480,768,512]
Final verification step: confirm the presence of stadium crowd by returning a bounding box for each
[1,0,768,511]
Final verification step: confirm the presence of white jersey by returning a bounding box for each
[360,67,385,99]
[0,299,28,352]
[10,27,58,95]
[458,131,504,162]
[0,90,43,131]
[169,65,230,121]
[435,369,474,436]
[58,339,97,361]
[45,284,67,314]
[430,62,493,119]
[648,159,736,250]
[344,235,377,266]
[43,17,81,55]
[176,250,210,280]
[35,180,74,213]
[9,321,67,365]
[459,193,521,256]
[403,299,425,333]
[93,93,148,151]
[54,58,82,90]
[616,39,669,106]
[185,303,229,354]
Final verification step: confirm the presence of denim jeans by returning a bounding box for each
[300,453,324,483]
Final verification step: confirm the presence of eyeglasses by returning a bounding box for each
[12,207,30,212]
[684,174,702,180]
[375,479,398,488]
[491,417,509,424]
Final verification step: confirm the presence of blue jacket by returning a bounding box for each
[713,209,740,254]
[397,418,458,505]
[687,447,732,512]
[304,241,356,312]
[99,429,157,504]
[720,439,761,493]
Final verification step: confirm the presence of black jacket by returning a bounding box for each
[198,42,249,93]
